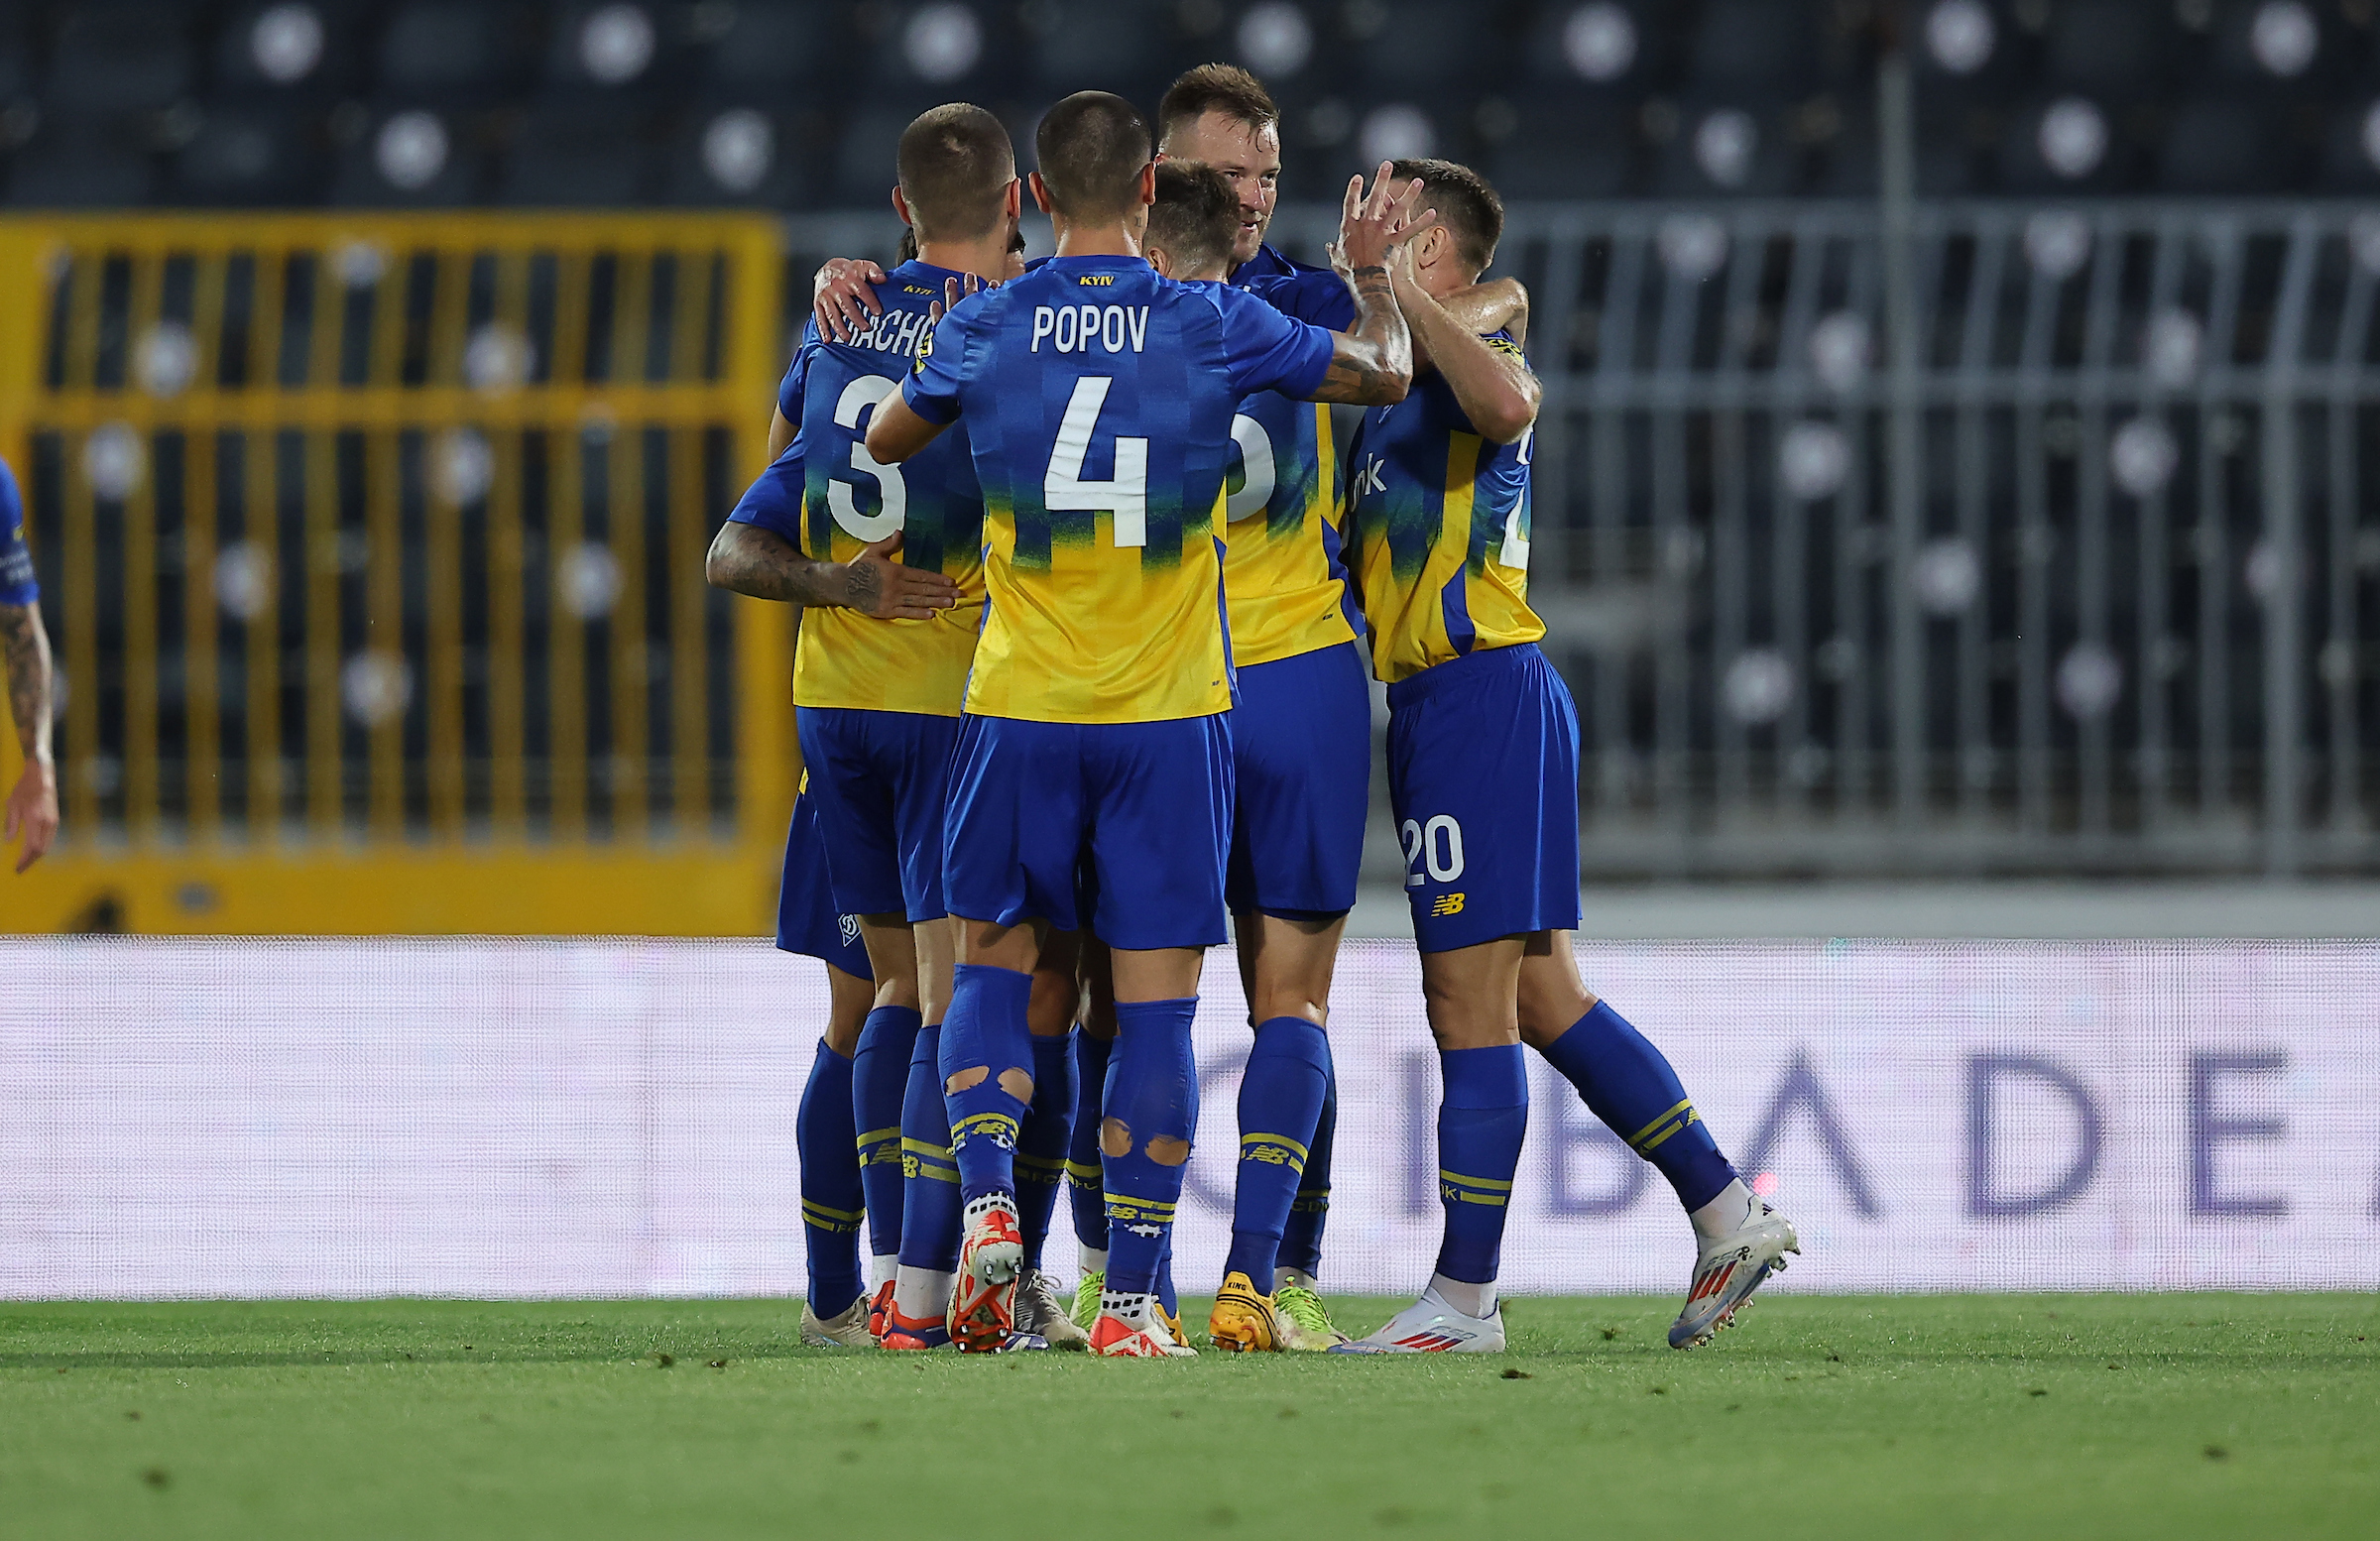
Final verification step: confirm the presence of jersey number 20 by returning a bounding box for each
[1045,377,1149,546]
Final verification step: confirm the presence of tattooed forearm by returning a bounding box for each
[1311,268,1413,408]
[0,603,53,762]
[705,524,871,609]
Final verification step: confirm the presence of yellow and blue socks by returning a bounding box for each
[796,1038,865,1318]
[893,1023,960,1329]
[1224,1015,1331,1288]
[852,1005,920,1285]
[1536,1002,1741,1219]
[1101,998,1200,1296]
[1013,1031,1076,1269]
[1066,1029,1113,1269]
[1277,1062,1335,1283]
[1434,1043,1528,1289]
[939,963,1033,1205]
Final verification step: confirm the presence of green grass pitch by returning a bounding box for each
[4,1293,2372,1539]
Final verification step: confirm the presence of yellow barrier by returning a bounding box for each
[0,213,792,934]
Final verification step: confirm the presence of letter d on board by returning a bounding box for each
[1965,1054,2104,1217]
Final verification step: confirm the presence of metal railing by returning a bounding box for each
[0,213,791,932]
[1266,199,2380,878]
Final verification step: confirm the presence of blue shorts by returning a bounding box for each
[1225,641,1370,920]
[943,713,1234,951]
[1384,643,1582,953]
[796,707,960,923]
[775,791,873,979]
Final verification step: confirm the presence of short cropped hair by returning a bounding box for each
[1157,62,1278,146]
[1035,91,1151,220]
[896,103,1014,242]
[1390,157,1504,276]
[1145,162,1240,278]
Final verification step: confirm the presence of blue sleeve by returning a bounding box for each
[1216,285,1336,402]
[0,458,35,608]
[775,322,820,422]
[726,447,805,546]
[900,294,983,426]
[1250,271,1357,331]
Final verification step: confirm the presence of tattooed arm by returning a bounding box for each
[703,523,959,620]
[2,601,57,872]
[1301,165,1422,408]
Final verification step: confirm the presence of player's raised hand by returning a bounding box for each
[927,272,984,324]
[1338,163,1433,276]
[813,258,888,342]
[843,531,962,621]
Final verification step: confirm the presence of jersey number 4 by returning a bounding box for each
[830,376,906,541]
[1045,377,1149,547]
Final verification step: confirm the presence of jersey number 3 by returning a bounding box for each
[1045,377,1149,547]
[830,376,906,541]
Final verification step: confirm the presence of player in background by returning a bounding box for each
[713,105,1087,1351]
[864,92,1419,1357]
[1334,159,1799,1354]
[1,454,57,875]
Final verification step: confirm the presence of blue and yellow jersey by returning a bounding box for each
[1343,330,1541,684]
[901,255,1336,723]
[730,261,988,718]
[1223,268,1362,666]
[0,457,37,607]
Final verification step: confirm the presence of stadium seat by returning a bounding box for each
[327,104,481,205]
[542,2,681,100]
[210,2,358,99]
[1652,100,1799,197]
[696,0,835,91]
[5,111,154,205]
[497,106,653,206]
[2039,0,2174,99]
[830,101,930,208]
[1685,0,1838,100]
[1027,0,1165,101]
[2316,101,2380,192]
[47,2,195,113]
[176,106,323,203]
[1995,94,2132,195]
[1488,89,1636,200]
[661,105,814,208]
[1517,2,1662,89]
[2157,97,2291,194]
[1351,2,1493,96]
[374,1,536,103]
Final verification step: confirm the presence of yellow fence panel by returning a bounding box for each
[0,213,791,935]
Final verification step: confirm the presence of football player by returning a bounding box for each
[862,92,1419,1357]
[1333,159,1799,1353]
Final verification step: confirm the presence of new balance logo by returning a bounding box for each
[1430,892,1466,916]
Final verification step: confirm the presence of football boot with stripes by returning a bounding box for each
[1330,1287,1505,1354]
[1669,1201,1799,1350]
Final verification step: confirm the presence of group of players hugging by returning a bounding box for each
[704,64,1799,1358]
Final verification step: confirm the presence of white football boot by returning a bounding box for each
[1669,1201,1800,1349]
[1014,1266,1092,1351]
[1329,1285,1506,1355]
[799,1295,877,1348]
